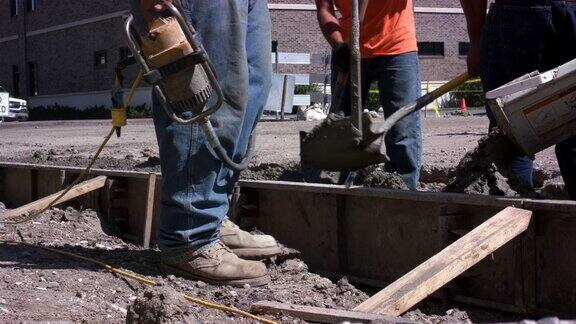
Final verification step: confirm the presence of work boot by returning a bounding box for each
[220,218,282,260]
[160,242,270,287]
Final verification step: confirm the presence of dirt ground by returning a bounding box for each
[0,114,560,173]
[0,206,523,323]
[0,114,567,323]
[0,113,565,196]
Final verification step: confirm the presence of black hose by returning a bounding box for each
[201,120,255,172]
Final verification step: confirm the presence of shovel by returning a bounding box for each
[301,72,470,171]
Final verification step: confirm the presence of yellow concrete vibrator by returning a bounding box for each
[124,1,253,171]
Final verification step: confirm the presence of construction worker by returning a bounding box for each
[315,0,422,190]
[461,0,576,199]
[130,0,282,286]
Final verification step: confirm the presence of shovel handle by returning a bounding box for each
[372,72,470,135]
[427,72,471,105]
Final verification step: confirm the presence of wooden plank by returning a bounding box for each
[142,172,157,248]
[251,301,411,324]
[1,176,107,219]
[354,207,532,316]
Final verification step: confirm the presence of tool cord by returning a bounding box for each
[0,240,277,324]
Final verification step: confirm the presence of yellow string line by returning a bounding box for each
[0,240,277,324]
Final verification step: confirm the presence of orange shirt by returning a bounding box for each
[334,0,418,58]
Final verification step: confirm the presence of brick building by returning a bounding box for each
[0,0,469,107]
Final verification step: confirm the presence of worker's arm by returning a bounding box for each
[315,0,349,72]
[315,0,344,47]
[140,0,173,25]
[460,0,487,77]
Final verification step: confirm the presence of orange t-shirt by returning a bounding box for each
[334,0,418,58]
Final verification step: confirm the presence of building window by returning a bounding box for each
[119,47,133,61]
[418,42,445,56]
[12,65,20,97]
[11,0,19,16]
[28,62,38,96]
[26,0,37,12]
[459,42,470,56]
[94,50,108,67]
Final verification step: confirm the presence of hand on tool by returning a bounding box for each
[332,42,351,73]
[140,0,174,25]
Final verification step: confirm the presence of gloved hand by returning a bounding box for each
[332,42,351,74]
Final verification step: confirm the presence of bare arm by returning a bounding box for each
[315,0,344,48]
[460,0,488,76]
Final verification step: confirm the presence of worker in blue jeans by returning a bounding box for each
[316,0,422,190]
[131,0,282,287]
[461,0,576,199]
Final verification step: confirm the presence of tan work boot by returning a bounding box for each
[220,218,282,260]
[160,242,270,287]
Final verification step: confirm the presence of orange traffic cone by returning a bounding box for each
[460,98,468,112]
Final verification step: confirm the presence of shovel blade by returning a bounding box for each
[300,113,389,171]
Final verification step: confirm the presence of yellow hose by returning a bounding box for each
[0,240,277,324]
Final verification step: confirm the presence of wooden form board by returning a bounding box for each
[2,163,576,315]
[251,301,411,324]
[354,207,533,316]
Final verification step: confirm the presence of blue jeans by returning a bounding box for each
[334,52,423,189]
[130,0,272,255]
[481,0,576,197]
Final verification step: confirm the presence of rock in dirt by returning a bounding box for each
[126,286,200,324]
[0,202,5,212]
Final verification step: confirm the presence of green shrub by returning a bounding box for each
[449,78,484,108]
[294,84,322,95]
[365,91,380,111]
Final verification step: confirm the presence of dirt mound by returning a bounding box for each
[242,163,410,190]
[444,131,533,196]
[0,206,369,323]
[127,286,199,324]
[7,149,161,172]
[355,167,408,190]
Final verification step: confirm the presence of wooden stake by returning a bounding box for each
[354,206,532,316]
[142,172,157,248]
[1,176,107,220]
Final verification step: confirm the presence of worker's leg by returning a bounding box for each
[376,52,422,190]
[331,57,373,116]
[222,1,282,260]
[556,137,576,200]
[229,0,273,186]
[143,1,250,256]
[479,1,554,188]
[552,2,576,200]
